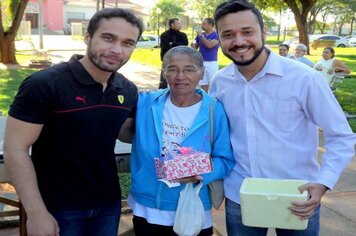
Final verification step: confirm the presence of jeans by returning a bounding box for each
[51,200,121,236]
[225,198,320,236]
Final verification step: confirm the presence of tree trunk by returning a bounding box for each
[338,23,343,35]
[0,0,29,64]
[277,8,282,42]
[350,17,355,35]
[283,0,317,55]
[0,35,17,64]
[321,23,326,34]
[294,13,309,52]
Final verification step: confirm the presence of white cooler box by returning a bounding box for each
[240,178,308,230]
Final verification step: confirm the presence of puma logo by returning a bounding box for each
[75,96,86,104]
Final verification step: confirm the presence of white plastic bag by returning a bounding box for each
[173,182,205,236]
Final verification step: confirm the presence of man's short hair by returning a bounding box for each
[168,18,179,28]
[87,8,144,40]
[279,44,290,51]
[204,18,215,27]
[214,0,264,31]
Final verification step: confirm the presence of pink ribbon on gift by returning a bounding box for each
[177,147,192,155]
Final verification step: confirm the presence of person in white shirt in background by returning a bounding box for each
[313,47,351,85]
[210,0,356,235]
[294,43,314,67]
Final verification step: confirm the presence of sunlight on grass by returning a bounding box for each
[130,48,161,68]
[0,68,36,115]
[15,52,33,65]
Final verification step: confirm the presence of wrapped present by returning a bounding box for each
[154,147,212,180]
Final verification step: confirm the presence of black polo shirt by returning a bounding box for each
[9,55,137,211]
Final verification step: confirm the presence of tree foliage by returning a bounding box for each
[151,0,185,31]
[308,0,337,34]
[262,13,278,30]
[309,0,356,35]
[252,0,288,41]
[190,0,225,20]
[254,0,317,53]
[332,0,356,35]
[0,0,29,64]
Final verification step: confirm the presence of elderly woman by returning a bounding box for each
[125,46,235,236]
[294,43,314,67]
[313,47,351,85]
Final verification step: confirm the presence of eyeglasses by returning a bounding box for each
[164,67,200,77]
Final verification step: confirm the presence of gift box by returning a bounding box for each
[154,148,212,180]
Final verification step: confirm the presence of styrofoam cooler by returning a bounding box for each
[240,178,309,230]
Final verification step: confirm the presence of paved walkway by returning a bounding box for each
[0,35,355,235]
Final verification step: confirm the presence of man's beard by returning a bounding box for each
[224,41,265,66]
[87,43,122,73]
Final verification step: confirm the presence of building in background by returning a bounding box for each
[25,0,148,34]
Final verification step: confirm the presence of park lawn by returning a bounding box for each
[0,68,37,115]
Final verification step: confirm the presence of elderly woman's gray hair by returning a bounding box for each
[295,43,307,52]
[162,46,204,69]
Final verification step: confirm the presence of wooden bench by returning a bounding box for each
[0,155,27,236]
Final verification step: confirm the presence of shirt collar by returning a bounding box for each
[262,51,284,78]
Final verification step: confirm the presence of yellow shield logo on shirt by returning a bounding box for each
[118,95,124,104]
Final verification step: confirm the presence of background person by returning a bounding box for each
[278,43,295,59]
[210,1,356,235]
[294,43,314,67]
[3,8,143,236]
[313,47,351,85]
[191,18,220,92]
[158,18,189,89]
[128,46,235,236]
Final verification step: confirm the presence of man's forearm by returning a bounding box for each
[3,150,48,216]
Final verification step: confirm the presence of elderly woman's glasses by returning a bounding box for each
[164,67,200,77]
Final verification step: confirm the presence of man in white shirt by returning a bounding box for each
[210,1,356,235]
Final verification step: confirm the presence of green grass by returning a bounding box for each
[0,68,37,115]
[334,78,356,114]
[130,48,161,68]
[119,173,131,199]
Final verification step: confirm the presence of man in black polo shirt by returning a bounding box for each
[3,8,143,236]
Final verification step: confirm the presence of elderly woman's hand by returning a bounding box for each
[175,175,203,184]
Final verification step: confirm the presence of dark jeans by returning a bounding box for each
[133,215,213,236]
[51,200,121,236]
